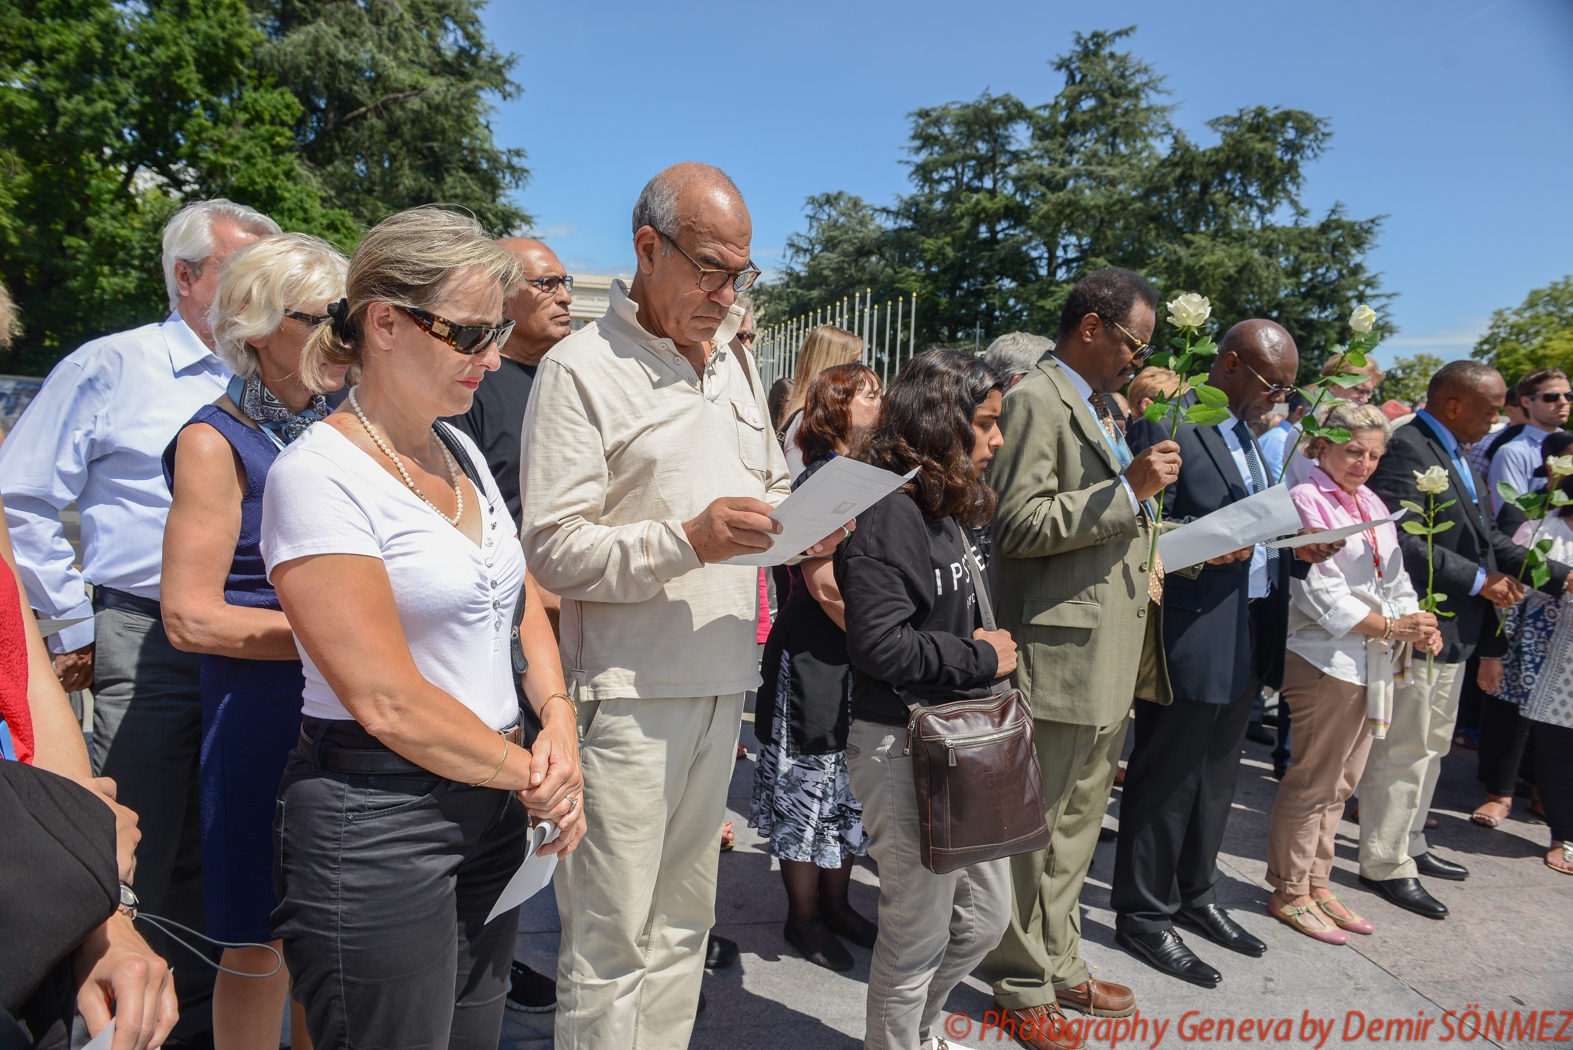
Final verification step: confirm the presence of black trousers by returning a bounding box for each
[1111,603,1264,935]
[1476,693,1532,796]
[273,720,531,1050]
[1533,721,1573,842]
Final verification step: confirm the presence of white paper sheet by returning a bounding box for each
[723,458,917,567]
[486,820,561,923]
[82,1019,115,1050]
[35,615,91,639]
[1269,509,1405,548]
[1157,484,1303,572]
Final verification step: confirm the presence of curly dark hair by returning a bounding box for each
[797,362,880,465]
[863,349,1003,527]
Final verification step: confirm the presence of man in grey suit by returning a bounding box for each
[980,268,1180,1049]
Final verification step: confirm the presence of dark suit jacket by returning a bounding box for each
[1364,416,1571,664]
[1128,394,1305,704]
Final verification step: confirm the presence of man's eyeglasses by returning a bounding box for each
[524,275,574,295]
[1528,390,1573,404]
[659,231,761,294]
[1237,354,1296,399]
[285,309,331,327]
[736,330,756,345]
[1110,319,1154,364]
[397,305,514,355]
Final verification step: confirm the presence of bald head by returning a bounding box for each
[632,162,748,239]
[1211,318,1299,425]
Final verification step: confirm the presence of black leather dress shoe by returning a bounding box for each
[1175,903,1267,957]
[705,933,739,971]
[1115,928,1221,988]
[1358,875,1448,919]
[1412,852,1469,881]
[1246,723,1276,745]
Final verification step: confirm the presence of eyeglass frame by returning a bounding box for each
[396,305,515,355]
[1526,390,1573,404]
[285,309,331,327]
[1109,318,1155,364]
[657,231,761,294]
[735,329,757,344]
[1234,353,1296,399]
[523,275,574,295]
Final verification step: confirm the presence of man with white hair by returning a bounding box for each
[984,330,1054,387]
[0,197,277,1038]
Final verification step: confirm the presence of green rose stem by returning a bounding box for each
[1404,467,1456,682]
[1425,489,1437,683]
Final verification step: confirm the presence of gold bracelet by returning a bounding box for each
[545,691,577,722]
[470,739,509,788]
[1382,616,1395,641]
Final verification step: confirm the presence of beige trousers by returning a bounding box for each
[1266,653,1373,897]
[847,719,1012,1050]
[1356,661,1464,881]
[981,715,1128,1007]
[554,693,745,1050]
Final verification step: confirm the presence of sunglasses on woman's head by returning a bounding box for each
[397,305,515,355]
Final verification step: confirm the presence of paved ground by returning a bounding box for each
[503,710,1573,1050]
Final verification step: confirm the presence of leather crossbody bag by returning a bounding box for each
[903,542,1051,874]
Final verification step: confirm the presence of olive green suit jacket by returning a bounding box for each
[989,354,1172,727]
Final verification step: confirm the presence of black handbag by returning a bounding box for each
[904,544,1052,874]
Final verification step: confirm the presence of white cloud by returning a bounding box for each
[1381,317,1491,362]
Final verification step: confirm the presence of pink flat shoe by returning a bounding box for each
[1312,893,1374,935]
[1268,894,1349,945]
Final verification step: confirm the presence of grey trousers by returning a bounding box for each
[90,604,212,1033]
[274,741,532,1050]
[847,719,1011,1050]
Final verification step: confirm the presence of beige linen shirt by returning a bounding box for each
[520,280,791,700]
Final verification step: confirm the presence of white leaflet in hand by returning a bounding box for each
[82,1019,115,1050]
[486,820,560,923]
[1157,484,1303,571]
[35,615,91,639]
[1269,509,1406,548]
[723,458,918,567]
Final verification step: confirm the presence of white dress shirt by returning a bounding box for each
[1055,358,1141,516]
[0,315,230,652]
[1217,411,1271,599]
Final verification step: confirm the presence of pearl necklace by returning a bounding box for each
[348,387,463,526]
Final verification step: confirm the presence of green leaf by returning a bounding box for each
[1552,490,1573,506]
[1431,520,1455,533]
[1173,353,1195,374]
[1399,500,1426,514]
[1526,547,1547,566]
[1537,538,1556,553]
[1325,373,1369,388]
[1193,383,1229,408]
[1143,401,1169,424]
[1320,428,1353,444]
[1532,562,1552,589]
[1342,349,1367,368]
[1300,417,1322,434]
[1438,610,1455,618]
[1402,521,1430,535]
[1435,499,1457,511]
[1434,593,1448,603]
[1185,406,1231,426]
[1497,481,1523,503]
[1191,337,1218,355]
[1148,352,1175,370]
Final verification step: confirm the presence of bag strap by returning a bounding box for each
[963,537,996,633]
[434,422,529,678]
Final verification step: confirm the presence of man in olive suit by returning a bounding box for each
[979,268,1180,1050]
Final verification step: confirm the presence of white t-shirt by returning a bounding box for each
[260,423,525,730]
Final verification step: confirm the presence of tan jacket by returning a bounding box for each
[990,355,1172,726]
[519,281,791,700]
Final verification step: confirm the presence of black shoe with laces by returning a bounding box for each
[705,933,740,971]
[505,960,557,1013]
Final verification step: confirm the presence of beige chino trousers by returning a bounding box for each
[554,693,745,1050]
[1356,662,1464,881]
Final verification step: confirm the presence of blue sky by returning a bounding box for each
[480,0,1573,365]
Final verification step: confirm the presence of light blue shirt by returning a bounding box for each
[1414,410,1488,598]
[1487,426,1551,515]
[1257,418,1295,483]
[0,315,230,652]
[1217,412,1271,599]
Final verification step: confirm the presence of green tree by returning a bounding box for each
[1378,352,1444,407]
[750,192,905,323]
[757,27,1390,383]
[1471,276,1573,384]
[253,0,531,232]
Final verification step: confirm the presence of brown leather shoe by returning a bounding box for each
[1056,979,1135,1018]
[995,1003,1084,1050]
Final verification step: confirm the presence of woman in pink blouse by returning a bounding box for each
[1267,403,1442,944]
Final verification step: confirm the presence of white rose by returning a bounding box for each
[1166,293,1211,330]
[1413,465,1450,495]
[1548,455,1573,478]
[1348,304,1377,334]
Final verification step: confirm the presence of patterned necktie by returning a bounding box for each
[1232,418,1280,576]
[1092,391,1165,602]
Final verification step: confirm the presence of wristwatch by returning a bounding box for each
[118,882,139,919]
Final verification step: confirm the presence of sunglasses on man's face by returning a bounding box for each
[1110,319,1154,364]
[1528,390,1573,404]
[397,305,514,355]
[736,330,756,344]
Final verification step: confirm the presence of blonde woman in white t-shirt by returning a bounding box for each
[260,208,582,1050]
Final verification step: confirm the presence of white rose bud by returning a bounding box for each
[1166,293,1211,330]
[1349,304,1378,334]
[1548,455,1573,478]
[1413,465,1450,495]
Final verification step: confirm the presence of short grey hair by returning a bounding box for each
[983,331,1054,379]
[1303,402,1391,459]
[161,198,281,311]
[631,164,743,239]
[210,233,348,380]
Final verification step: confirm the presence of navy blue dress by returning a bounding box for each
[163,405,306,944]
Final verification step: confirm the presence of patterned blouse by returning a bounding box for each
[1500,516,1573,729]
